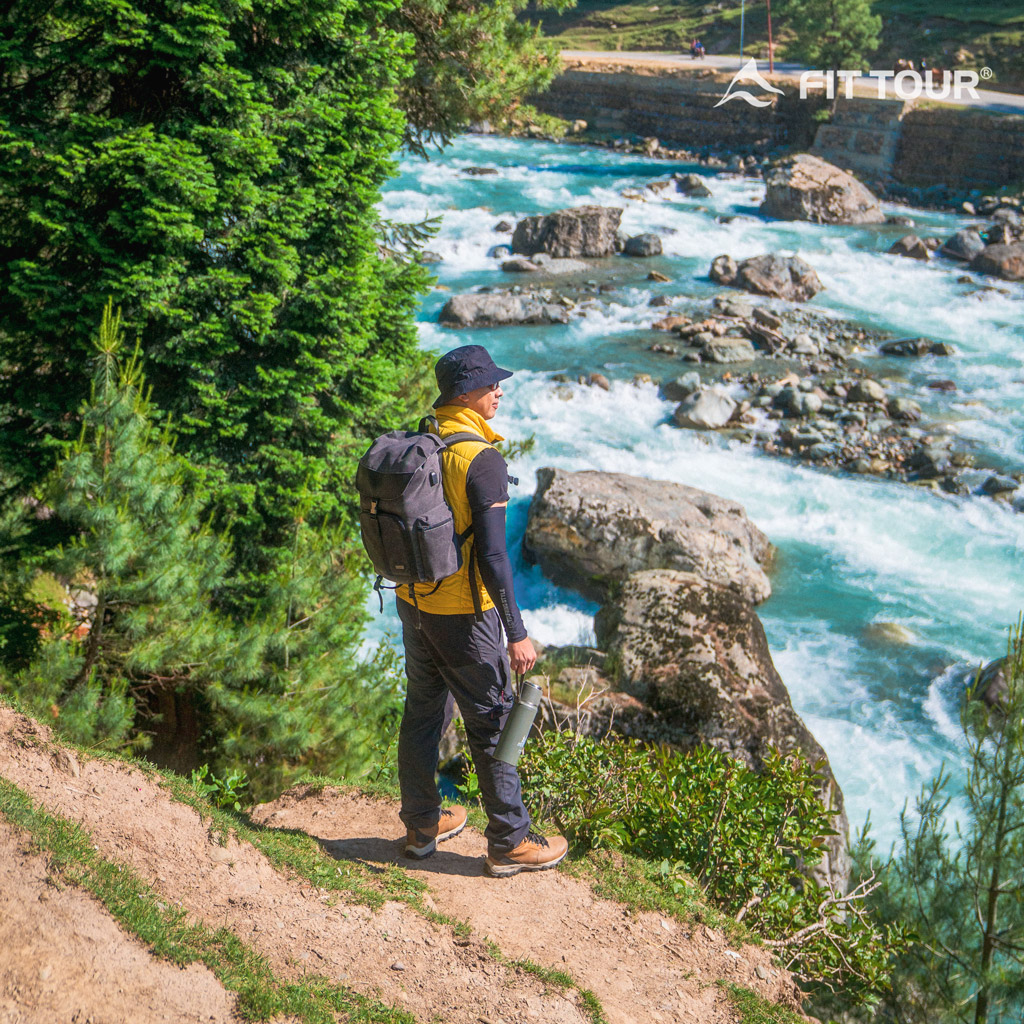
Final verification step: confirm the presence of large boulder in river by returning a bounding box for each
[940,229,986,262]
[760,154,885,225]
[673,387,738,427]
[511,205,623,258]
[594,568,850,890]
[523,468,773,604]
[712,253,823,302]
[970,243,1024,281]
[438,292,569,327]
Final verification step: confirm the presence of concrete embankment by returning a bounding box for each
[532,60,1024,191]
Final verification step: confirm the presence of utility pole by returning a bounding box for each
[739,0,745,67]
[766,0,774,73]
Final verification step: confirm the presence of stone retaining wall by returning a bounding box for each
[893,106,1024,188]
[534,65,1024,189]
[532,69,788,151]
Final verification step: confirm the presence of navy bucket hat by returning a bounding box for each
[433,345,513,409]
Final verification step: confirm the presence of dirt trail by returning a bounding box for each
[0,708,588,1024]
[255,789,802,1024]
[0,819,236,1024]
[0,707,802,1024]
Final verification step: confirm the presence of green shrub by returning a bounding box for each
[520,729,904,1003]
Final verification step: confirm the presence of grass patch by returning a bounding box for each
[0,774,415,1024]
[484,939,610,1024]
[721,982,806,1024]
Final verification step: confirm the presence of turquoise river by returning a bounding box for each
[367,134,1024,848]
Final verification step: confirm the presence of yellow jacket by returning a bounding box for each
[396,405,504,616]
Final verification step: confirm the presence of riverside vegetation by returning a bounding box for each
[0,2,1022,1022]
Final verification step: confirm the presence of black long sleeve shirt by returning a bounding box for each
[464,448,527,643]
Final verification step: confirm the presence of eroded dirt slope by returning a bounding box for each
[0,706,802,1024]
[0,819,237,1024]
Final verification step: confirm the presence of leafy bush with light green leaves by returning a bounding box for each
[519,729,906,1004]
[191,765,249,813]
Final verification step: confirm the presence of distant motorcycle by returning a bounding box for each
[690,42,706,60]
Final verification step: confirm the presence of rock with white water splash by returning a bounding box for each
[940,229,986,262]
[624,233,663,257]
[970,243,1024,281]
[713,254,823,303]
[760,153,885,225]
[511,205,623,258]
[438,292,569,327]
[673,387,738,429]
[523,467,773,604]
[888,235,931,260]
[674,172,713,197]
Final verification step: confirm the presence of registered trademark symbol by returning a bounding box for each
[980,66,994,80]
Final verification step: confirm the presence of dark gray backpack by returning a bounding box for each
[356,419,485,613]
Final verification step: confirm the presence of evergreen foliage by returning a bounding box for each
[0,306,403,793]
[394,0,575,155]
[0,0,428,590]
[861,623,1024,1024]
[775,0,881,72]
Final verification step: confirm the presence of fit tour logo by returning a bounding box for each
[714,58,785,108]
[715,59,988,107]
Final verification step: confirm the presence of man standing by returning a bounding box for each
[396,345,567,878]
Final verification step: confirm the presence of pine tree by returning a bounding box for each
[868,622,1024,1024]
[1,303,230,758]
[777,0,881,73]
[1,305,404,788]
[0,0,428,593]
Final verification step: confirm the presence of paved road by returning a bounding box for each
[562,50,1024,114]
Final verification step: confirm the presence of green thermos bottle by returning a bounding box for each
[493,678,543,766]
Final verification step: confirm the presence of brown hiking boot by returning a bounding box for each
[485,830,568,877]
[404,805,468,859]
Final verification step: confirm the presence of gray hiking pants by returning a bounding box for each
[396,598,531,854]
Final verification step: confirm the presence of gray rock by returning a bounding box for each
[970,243,1024,281]
[659,372,702,402]
[594,569,849,891]
[980,473,1019,496]
[880,337,954,357]
[806,442,839,461]
[702,337,756,363]
[501,257,539,272]
[847,379,887,404]
[790,332,819,356]
[714,297,754,319]
[524,470,773,604]
[760,154,885,225]
[753,307,783,330]
[512,205,623,258]
[624,233,663,257]
[673,388,739,430]
[675,172,713,197]
[488,244,513,259]
[888,398,922,421]
[724,254,824,302]
[888,235,931,260]
[438,292,569,327]
[907,444,952,478]
[709,254,738,286]
[493,220,513,232]
[529,253,592,275]
[940,229,986,262]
